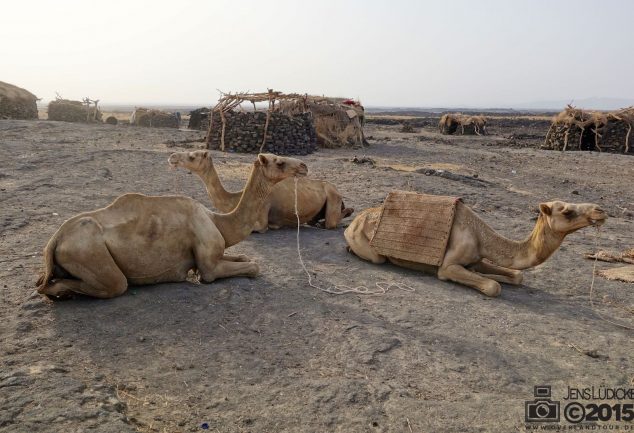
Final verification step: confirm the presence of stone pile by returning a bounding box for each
[205,111,317,155]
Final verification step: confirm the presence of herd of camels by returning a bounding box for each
[37,150,607,299]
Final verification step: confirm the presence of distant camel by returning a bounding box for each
[345,199,606,296]
[168,150,353,231]
[37,154,308,299]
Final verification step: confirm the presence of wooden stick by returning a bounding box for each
[93,99,99,121]
[625,123,632,154]
[205,107,214,148]
[544,123,554,148]
[220,108,227,152]
[259,92,273,152]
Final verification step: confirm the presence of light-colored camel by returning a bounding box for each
[36,154,308,299]
[168,150,354,231]
[345,199,607,297]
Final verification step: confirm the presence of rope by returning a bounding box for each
[293,177,414,296]
[588,227,633,331]
[169,164,180,195]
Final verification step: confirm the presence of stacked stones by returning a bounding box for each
[205,111,317,155]
[188,108,210,130]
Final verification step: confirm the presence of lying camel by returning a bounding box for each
[37,154,308,299]
[345,199,606,297]
[168,150,353,231]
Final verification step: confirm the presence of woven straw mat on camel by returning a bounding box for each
[370,191,461,266]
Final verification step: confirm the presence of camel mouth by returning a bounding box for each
[295,163,308,177]
[167,155,181,168]
[589,214,607,227]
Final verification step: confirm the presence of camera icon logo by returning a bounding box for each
[525,386,560,423]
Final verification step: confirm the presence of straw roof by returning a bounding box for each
[0,81,38,119]
[48,98,102,123]
[439,113,487,135]
[550,105,634,128]
[131,107,179,128]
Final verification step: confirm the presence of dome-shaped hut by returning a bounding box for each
[0,81,38,120]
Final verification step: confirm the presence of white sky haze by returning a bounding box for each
[2,0,633,107]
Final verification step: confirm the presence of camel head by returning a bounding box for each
[168,150,211,172]
[539,201,607,234]
[256,153,308,182]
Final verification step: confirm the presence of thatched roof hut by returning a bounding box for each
[205,90,366,152]
[439,113,487,135]
[0,81,38,120]
[542,105,634,154]
[130,107,179,128]
[278,96,366,148]
[48,98,102,122]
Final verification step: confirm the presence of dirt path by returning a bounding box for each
[1,120,632,432]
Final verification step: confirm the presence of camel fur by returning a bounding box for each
[345,198,607,297]
[36,154,308,299]
[168,150,354,232]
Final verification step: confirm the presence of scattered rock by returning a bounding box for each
[414,168,489,187]
[350,156,376,167]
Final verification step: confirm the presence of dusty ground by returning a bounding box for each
[1,118,633,433]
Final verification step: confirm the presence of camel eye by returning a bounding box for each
[188,155,194,161]
[562,209,574,216]
[276,161,285,169]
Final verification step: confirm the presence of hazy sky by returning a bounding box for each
[2,0,633,107]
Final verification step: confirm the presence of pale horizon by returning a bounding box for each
[3,0,634,109]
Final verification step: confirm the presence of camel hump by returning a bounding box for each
[109,193,147,208]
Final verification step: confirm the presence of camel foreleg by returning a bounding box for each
[199,259,259,282]
[470,260,523,285]
[438,263,501,297]
[221,254,251,262]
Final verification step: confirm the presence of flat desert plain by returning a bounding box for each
[1,116,632,432]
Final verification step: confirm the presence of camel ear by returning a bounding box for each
[258,154,269,166]
[539,203,552,216]
[204,151,210,158]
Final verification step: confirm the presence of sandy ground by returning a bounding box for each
[1,118,633,433]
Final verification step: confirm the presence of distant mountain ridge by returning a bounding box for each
[513,97,634,111]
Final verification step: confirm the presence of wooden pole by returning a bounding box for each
[220,107,227,152]
[205,107,215,149]
[83,98,90,122]
[93,100,99,121]
[259,92,273,152]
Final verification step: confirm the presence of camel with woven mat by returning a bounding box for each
[345,191,607,297]
[36,154,308,299]
[168,150,353,231]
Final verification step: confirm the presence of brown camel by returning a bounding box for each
[36,154,308,299]
[168,150,353,231]
[344,199,607,297]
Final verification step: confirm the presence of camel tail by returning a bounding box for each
[36,234,59,291]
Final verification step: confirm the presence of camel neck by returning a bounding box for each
[480,214,566,270]
[198,162,242,212]
[208,163,273,247]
